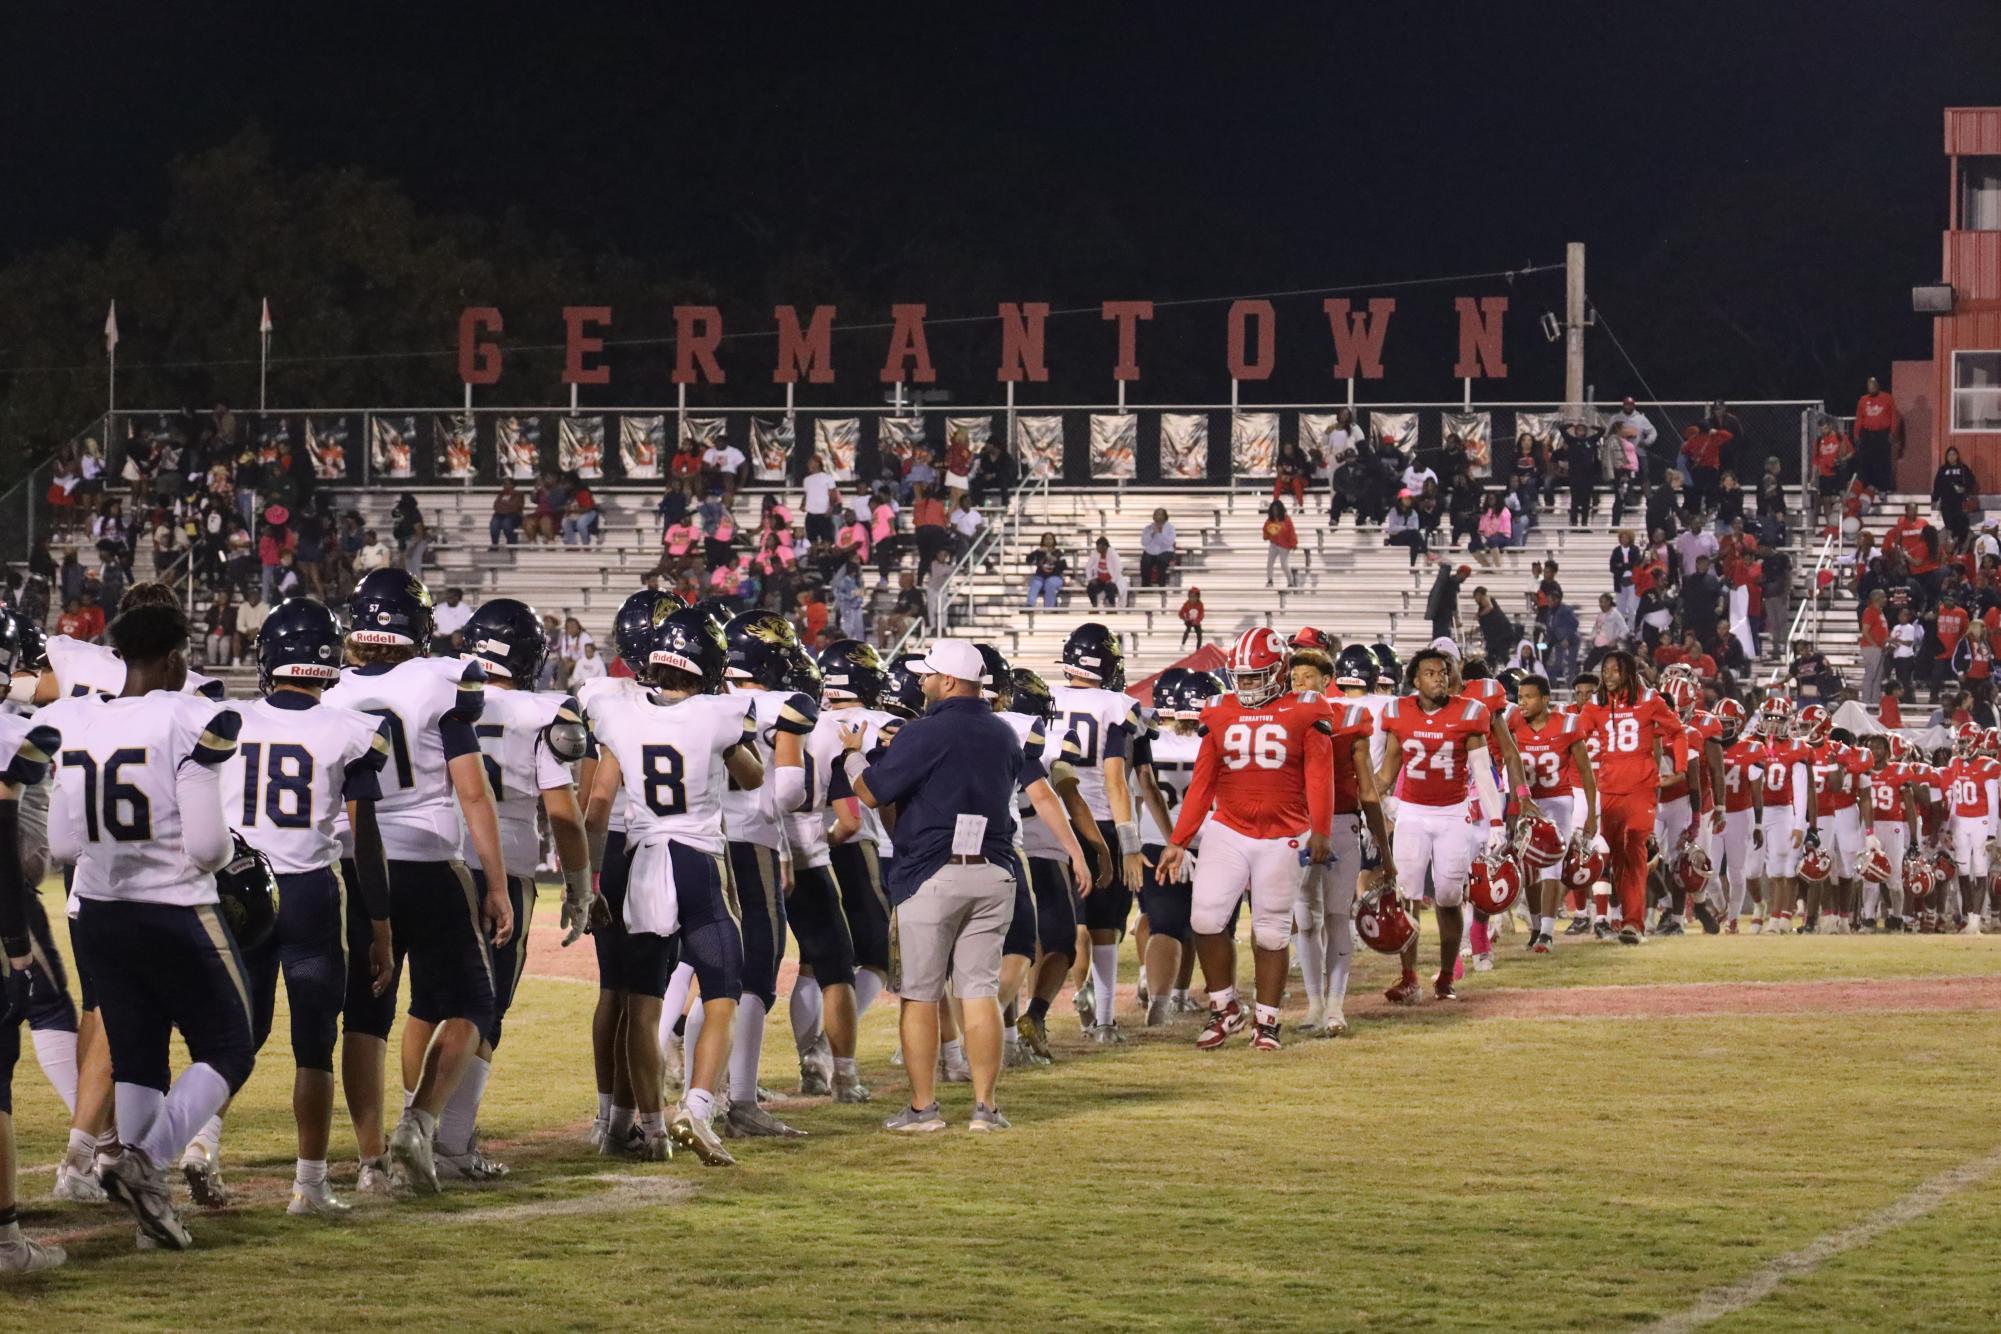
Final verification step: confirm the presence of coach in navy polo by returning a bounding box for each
[840,637,1086,1133]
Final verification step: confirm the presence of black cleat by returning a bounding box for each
[1692,901,1721,934]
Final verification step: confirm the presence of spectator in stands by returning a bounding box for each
[1604,396,1655,467]
[835,512,871,567]
[912,483,951,571]
[1179,588,1205,649]
[1586,593,1629,669]
[870,488,902,579]
[562,478,601,546]
[1563,420,1600,530]
[355,528,392,574]
[390,493,422,549]
[1025,534,1067,608]
[1790,638,1840,703]
[903,448,940,507]
[1384,494,1427,567]
[1879,679,1906,728]
[949,495,985,557]
[236,587,270,663]
[1681,555,1725,644]
[1953,618,1996,694]
[970,440,1016,507]
[1714,470,1746,531]
[801,455,839,545]
[1890,607,1924,698]
[55,596,89,641]
[943,436,974,507]
[702,437,747,508]
[1469,492,1510,569]
[434,587,474,654]
[570,640,608,685]
[1473,587,1515,664]
[1674,520,1719,578]
[670,439,703,500]
[556,616,593,687]
[1928,685,1971,729]
[1274,441,1311,506]
[1426,563,1471,641]
[1810,420,1852,522]
[923,550,955,629]
[1084,536,1126,608]
[1415,480,1445,544]
[1401,456,1438,497]
[203,590,236,666]
[878,573,923,647]
[1853,376,1901,494]
[1263,499,1300,588]
[402,521,432,577]
[1857,587,1892,702]
[1933,446,1978,541]
[489,479,525,547]
[1139,509,1176,587]
[1443,466,1479,548]
[833,560,866,640]
[150,520,184,580]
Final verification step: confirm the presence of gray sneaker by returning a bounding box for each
[724,1104,808,1139]
[0,1225,66,1273]
[883,1103,948,1133]
[968,1103,1012,1133]
[1090,1022,1129,1045]
[100,1149,193,1251]
[832,1072,873,1104]
[387,1111,440,1194]
[797,1054,832,1097]
[1144,994,1173,1027]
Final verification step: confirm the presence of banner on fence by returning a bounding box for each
[559,416,606,478]
[945,416,991,455]
[1088,414,1136,480]
[680,417,726,451]
[495,416,543,479]
[434,414,475,479]
[1231,412,1279,475]
[1443,411,1493,477]
[252,415,287,466]
[620,415,664,478]
[751,417,793,479]
[1513,411,1562,455]
[1369,410,1418,455]
[1156,412,1206,480]
[308,417,351,480]
[1013,416,1064,480]
[815,418,859,480]
[879,416,925,468]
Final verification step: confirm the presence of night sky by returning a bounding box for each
[4,2,1998,403]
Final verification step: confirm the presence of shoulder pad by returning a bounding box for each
[543,696,589,764]
[1312,717,1334,735]
[774,693,819,735]
[1,722,59,785]
[191,706,243,766]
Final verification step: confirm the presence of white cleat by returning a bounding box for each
[1471,952,1494,973]
[287,1178,353,1218]
[832,1072,873,1104]
[1325,1006,1349,1037]
[100,1149,194,1251]
[179,1141,229,1208]
[354,1162,395,1196]
[1297,998,1328,1036]
[387,1113,440,1194]
[669,1105,737,1167]
[53,1158,107,1204]
[0,1226,65,1273]
[434,1149,509,1182]
[1073,987,1096,1026]
[1962,918,1984,936]
[1144,994,1173,1027]
[589,1117,609,1152]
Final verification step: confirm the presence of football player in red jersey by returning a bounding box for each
[1860,732,1920,931]
[1713,699,1767,932]
[1574,651,1684,943]
[1157,629,1332,1051]
[1509,674,1598,951]
[1375,648,1506,1001]
[1457,663,1535,968]
[1755,701,1817,933]
[1651,672,1726,935]
[1940,722,1998,933]
[1562,670,1614,933]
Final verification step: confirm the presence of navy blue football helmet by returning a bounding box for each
[690,598,736,634]
[1334,644,1379,691]
[0,607,28,681]
[882,653,928,719]
[1008,668,1054,722]
[782,645,824,700]
[215,833,280,953]
[1370,642,1402,689]
[256,597,345,693]
[1171,671,1225,720]
[649,607,727,690]
[461,598,547,685]
[1060,622,1124,688]
[347,570,434,651]
[724,611,802,689]
[614,590,672,674]
[975,643,1011,702]
[1151,666,1193,716]
[818,639,889,707]
[16,619,46,673]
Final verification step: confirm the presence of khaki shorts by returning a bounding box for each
[893,861,1015,1003]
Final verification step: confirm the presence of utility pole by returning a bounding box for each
[1564,241,1588,418]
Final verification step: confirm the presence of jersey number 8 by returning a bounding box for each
[641,744,688,816]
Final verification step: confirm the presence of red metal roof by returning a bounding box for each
[1945,108,2001,157]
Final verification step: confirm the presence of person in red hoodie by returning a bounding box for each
[1681,423,1730,514]
[1852,376,1900,494]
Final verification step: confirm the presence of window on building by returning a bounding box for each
[1953,350,2001,432]
[1963,157,2001,231]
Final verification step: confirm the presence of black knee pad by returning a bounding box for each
[1139,844,1194,941]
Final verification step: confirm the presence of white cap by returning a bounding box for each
[912,638,985,684]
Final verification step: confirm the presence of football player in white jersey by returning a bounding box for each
[0,684,65,1271]
[786,641,877,1102]
[974,645,1056,1066]
[585,607,763,1166]
[220,598,395,1216]
[1047,623,1145,1039]
[712,613,815,1140]
[1132,668,1206,1027]
[577,591,669,1155]
[447,599,593,1176]
[324,571,510,1195]
[822,654,911,1058]
[49,604,249,1251]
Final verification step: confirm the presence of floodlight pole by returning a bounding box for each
[1565,241,1587,418]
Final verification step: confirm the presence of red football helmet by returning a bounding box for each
[1355,887,1417,955]
[1515,814,1565,869]
[1660,674,1700,719]
[1888,733,1910,764]
[1466,850,1524,915]
[1986,727,2001,757]
[1932,846,1958,885]
[1672,835,1714,896]
[1798,842,1834,883]
[1953,721,1984,758]
[1713,697,1747,740]
[1796,704,1832,745]
[1228,627,1289,706]
[1562,834,1607,889]
[1859,844,1894,885]
[1903,851,1936,904]
[1288,626,1335,651]
[1757,695,1795,738]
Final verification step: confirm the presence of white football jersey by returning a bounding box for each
[828,706,898,850]
[53,691,239,907]
[1048,682,1142,821]
[593,690,756,856]
[221,694,390,875]
[787,711,850,870]
[323,657,487,862]
[1352,691,1395,768]
[1006,711,1080,862]
[459,687,579,873]
[42,633,223,701]
[36,694,107,910]
[577,674,644,834]
[722,686,817,850]
[1138,728,1209,850]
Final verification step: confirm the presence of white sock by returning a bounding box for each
[295,1158,327,1186]
[1210,985,1237,1010]
[1539,915,1556,936]
[789,976,823,1056]
[191,1113,223,1156]
[730,997,768,1109]
[135,1065,231,1168]
[1295,928,1327,1006]
[402,1087,417,1112]
[682,999,707,1091]
[65,1127,95,1164]
[833,1056,858,1079]
[31,1029,78,1115]
[854,969,885,1018]
[595,1092,611,1120]
[661,962,697,1051]
[1169,987,1189,1004]
[113,1081,166,1151]
[1003,1025,1020,1049]
[1255,1002,1280,1027]
[436,1054,490,1156]
[685,1087,716,1123]
[1090,943,1118,1025]
[941,1037,965,1068]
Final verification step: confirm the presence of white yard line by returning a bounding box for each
[1645,1144,2001,1333]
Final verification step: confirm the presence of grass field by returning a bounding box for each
[7,883,2001,1332]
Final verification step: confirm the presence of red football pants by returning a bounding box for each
[1602,792,1657,932]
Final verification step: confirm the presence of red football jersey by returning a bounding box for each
[1720,738,1766,814]
[1660,713,1723,808]
[1321,695,1377,815]
[1576,689,1684,798]
[1760,739,1812,809]
[1172,692,1333,843]
[1809,742,1863,812]
[1943,756,2000,819]
[1920,768,1948,834]
[1510,710,1582,798]
[1867,762,1916,825]
[1382,695,1492,808]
